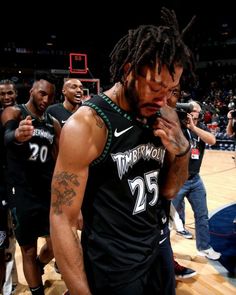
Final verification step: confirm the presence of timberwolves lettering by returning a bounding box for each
[33,128,54,144]
[111,143,165,180]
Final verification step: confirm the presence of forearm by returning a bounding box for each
[190,125,216,145]
[160,149,190,199]
[4,120,20,146]
[4,120,30,155]
[226,120,235,137]
[51,218,91,295]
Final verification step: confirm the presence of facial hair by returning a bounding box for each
[124,77,141,118]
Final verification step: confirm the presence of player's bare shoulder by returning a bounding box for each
[60,105,107,162]
[1,104,22,123]
[63,105,107,143]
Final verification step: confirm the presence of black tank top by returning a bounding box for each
[6,104,55,195]
[0,109,6,185]
[0,109,8,204]
[81,93,166,286]
[46,103,72,127]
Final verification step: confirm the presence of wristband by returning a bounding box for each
[4,120,22,146]
[4,129,16,146]
[176,143,191,157]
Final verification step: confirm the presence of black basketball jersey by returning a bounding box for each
[0,109,8,236]
[81,93,166,287]
[0,109,6,186]
[0,109,8,208]
[6,104,56,196]
[46,103,72,127]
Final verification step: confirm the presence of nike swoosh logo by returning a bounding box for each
[114,126,133,137]
[159,237,167,244]
[46,123,54,127]
[162,217,167,224]
[61,120,67,124]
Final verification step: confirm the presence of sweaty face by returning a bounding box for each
[124,64,183,118]
[0,84,17,108]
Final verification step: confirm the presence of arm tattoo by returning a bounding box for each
[90,109,104,128]
[51,171,80,215]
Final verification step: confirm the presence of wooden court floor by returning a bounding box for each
[12,150,236,294]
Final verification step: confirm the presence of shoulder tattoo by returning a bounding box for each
[90,108,104,129]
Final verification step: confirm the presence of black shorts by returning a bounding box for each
[83,232,175,295]
[9,185,51,246]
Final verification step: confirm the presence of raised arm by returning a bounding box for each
[1,106,34,147]
[159,149,190,199]
[153,105,190,199]
[186,113,216,145]
[226,110,236,137]
[50,106,107,295]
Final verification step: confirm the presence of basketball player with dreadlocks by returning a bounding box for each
[50,7,195,295]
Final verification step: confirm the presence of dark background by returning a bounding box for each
[1,0,236,98]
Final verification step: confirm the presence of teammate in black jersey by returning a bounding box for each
[46,78,84,127]
[50,8,195,295]
[0,79,18,292]
[1,74,61,295]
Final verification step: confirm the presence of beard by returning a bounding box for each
[124,77,155,121]
[123,77,141,118]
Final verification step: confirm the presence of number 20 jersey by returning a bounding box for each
[6,104,55,196]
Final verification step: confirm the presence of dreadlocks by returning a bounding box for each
[109,7,195,84]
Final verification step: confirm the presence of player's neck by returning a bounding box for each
[105,83,130,112]
[63,100,80,112]
[25,102,45,120]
